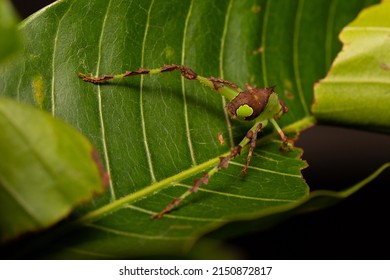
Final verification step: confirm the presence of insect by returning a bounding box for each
[79,64,292,219]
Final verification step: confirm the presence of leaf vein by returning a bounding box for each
[219,0,235,147]
[261,0,270,85]
[229,162,301,178]
[125,205,225,222]
[51,2,74,116]
[95,0,116,200]
[181,0,197,165]
[174,183,298,202]
[293,0,309,115]
[140,0,157,183]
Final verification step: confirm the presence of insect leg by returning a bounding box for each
[269,118,293,151]
[151,121,265,219]
[79,64,242,101]
[208,77,240,91]
[241,122,262,174]
[79,64,197,83]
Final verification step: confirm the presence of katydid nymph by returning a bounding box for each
[79,64,293,219]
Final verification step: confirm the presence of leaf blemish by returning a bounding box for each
[380,63,390,71]
[282,79,295,100]
[91,149,110,188]
[284,90,295,100]
[164,46,175,61]
[32,75,45,109]
[251,5,261,13]
[217,132,225,145]
[253,46,264,55]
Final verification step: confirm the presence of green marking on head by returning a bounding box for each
[236,104,253,119]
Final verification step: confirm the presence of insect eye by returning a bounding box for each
[236,104,254,119]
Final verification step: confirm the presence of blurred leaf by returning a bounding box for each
[0,97,108,241]
[0,0,21,62]
[313,1,390,133]
[0,0,380,258]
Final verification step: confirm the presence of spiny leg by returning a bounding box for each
[79,64,196,83]
[151,121,264,219]
[79,64,241,101]
[241,122,262,174]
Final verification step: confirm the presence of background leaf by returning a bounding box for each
[0,97,108,241]
[0,0,21,62]
[313,1,390,133]
[0,0,382,258]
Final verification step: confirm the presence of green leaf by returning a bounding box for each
[313,1,390,133]
[0,0,22,62]
[0,0,381,258]
[0,97,108,242]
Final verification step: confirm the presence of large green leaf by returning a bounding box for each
[0,0,381,258]
[313,0,390,133]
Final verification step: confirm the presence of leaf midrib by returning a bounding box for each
[76,151,225,224]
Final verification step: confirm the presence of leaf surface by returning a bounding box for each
[313,1,390,132]
[0,0,380,257]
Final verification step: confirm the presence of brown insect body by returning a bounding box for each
[226,85,275,121]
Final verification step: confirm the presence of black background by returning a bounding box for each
[10,0,390,259]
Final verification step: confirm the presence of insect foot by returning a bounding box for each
[79,73,115,83]
[150,172,209,219]
[151,197,183,219]
[280,138,294,152]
